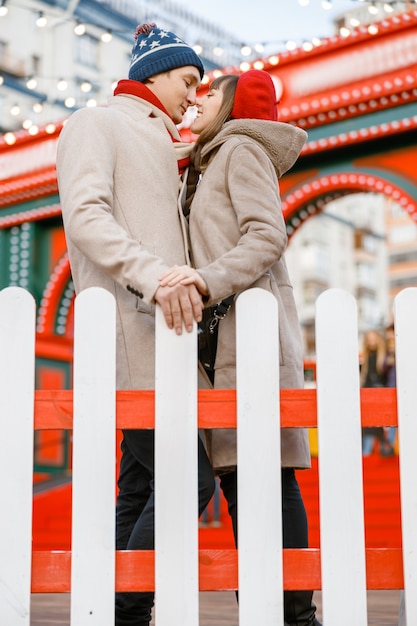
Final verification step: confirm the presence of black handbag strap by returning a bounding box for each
[208,294,235,334]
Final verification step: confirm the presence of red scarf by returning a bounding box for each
[114,80,190,174]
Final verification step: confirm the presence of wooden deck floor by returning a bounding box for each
[31,589,402,625]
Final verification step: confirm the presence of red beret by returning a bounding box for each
[231,70,278,121]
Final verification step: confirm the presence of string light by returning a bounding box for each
[80,81,92,93]
[368,2,380,14]
[100,29,112,43]
[73,21,86,36]
[56,78,68,91]
[0,0,8,17]
[26,76,38,90]
[35,11,47,28]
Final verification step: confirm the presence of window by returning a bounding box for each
[75,34,99,69]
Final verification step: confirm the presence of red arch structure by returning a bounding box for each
[1,9,417,353]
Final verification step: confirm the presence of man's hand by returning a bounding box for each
[155,282,203,335]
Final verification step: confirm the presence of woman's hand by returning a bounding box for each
[159,265,209,296]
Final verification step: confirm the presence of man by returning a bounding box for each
[56,23,215,625]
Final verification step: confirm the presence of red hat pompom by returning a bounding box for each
[134,23,157,40]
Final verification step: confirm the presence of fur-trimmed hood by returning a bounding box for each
[198,119,307,179]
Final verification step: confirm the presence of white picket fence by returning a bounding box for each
[0,285,416,626]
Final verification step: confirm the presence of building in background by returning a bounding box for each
[0,0,247,134]
[1,0,417,355]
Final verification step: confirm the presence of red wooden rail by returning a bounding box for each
[32,387,401,592]
[34,387,397,429]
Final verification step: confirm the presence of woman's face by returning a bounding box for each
[190,85,225,135]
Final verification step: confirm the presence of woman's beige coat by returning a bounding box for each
[190,119,311,471]
[56,94,192,390]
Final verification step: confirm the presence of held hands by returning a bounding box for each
[159,265,209,296]
[155,266,208,335]
[154,282,203,335]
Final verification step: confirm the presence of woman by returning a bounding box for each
[360,329,393,456]
[160,70,321,626]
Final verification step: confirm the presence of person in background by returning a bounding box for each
[56,23,215,626]
[382,323,397,454]
[360,329,394,456]
[160,70,321,626]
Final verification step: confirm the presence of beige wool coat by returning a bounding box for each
[190,119,311,471]
[56,93,193,390]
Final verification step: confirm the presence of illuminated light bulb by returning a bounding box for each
[22,119,33,130]
[74,22,86,36]
[193,44,202,55]
[4,132,16,145]
[350,17,360,27]
[33,102,43,113]
[312,37,322,46]
[65,96,76,108]
[368,24,379,34]
[383,3,394,11]
[26,76,37,90]
[239,62,251,72]
[28,125,39,135]
[45,123,56,133]
[10,104,20,116]
[321,0,332,9]
[0,75,3,85]
[268,55,279,65]
[213,46,224,56]
[240,45,252,57]
[57,78,68,91]
[0,0,8,17]
[201,75,210,85]
[340,26,351,37]
[36,11,47,27]
[285,40,297,51]
[80,81,92,93]
[254,43,264,54]
[86,98,97,107]
[212,69,223,78]
[368,3,379,15]
[298,0,310,5]
[101,30,112,43]
[253,60,264,70]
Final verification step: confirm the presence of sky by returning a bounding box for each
[189,0,359,49]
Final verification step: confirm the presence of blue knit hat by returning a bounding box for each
[128,23,205,82]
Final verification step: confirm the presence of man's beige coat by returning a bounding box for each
[56,94,192,390]
[190,119,311,471]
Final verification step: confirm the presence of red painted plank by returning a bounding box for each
[31,548,404,593]
[34,388,398,430]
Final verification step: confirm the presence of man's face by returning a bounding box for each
[147,66,201,124]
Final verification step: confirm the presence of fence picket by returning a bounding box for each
[0,287,35,626]
[395,287,417,626]
[70,287,116,625]
[2,285,417,624]
[154,307,199,626]
[236,288,283,625]
[315,288,367,626]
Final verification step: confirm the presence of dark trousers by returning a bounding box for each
[115,429,215,626]
[220,468,317,625]
[219,468,309,548]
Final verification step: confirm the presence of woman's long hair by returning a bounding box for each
[195,74,239,147]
